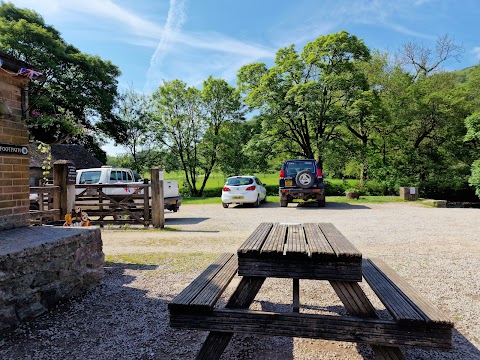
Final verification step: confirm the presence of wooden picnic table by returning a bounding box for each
[169,222,453,359]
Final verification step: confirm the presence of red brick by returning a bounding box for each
[0,179,13,187]
[0,200,16,208]
[0,208,13,216]
[0,194,13,201]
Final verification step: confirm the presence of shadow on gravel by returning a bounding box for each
[166,217,209,225]
[295,202,370,210]
[2,263,477,360]
[229,202,371,210]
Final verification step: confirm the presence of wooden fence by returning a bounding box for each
[30,164,165,228]
[29,185,61,225]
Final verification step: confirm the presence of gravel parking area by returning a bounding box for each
[1,202,479,359]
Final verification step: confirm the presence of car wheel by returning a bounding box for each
[296,170,315,188]
[222,202,229,208]
[262,194,267,203]
[280,200,288,207]
[253,196,260,208]
[318,199,326,207]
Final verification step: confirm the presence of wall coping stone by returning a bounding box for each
[0,226,100,256]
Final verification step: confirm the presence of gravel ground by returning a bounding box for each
[1,202,479,359]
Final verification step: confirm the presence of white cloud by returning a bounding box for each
[143,1,275,91]
[282,0,435,43]
[10,0,163,38]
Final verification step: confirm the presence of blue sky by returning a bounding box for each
[7,0,480,155]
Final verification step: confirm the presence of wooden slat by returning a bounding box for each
[303,223,336,258]
[318,223,361,258]
[191,255,238,307]
[330,281,377,317]
[169,253,237,311]
[261,223,287,255]
[237,223,273,254]
[330,280,406,359]
[170,309,452,350]
[284,224,306,255]
[363,258,453,327]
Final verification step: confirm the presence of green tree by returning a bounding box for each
[151,78,242,196]
[237,31,370,166]
[465,111,480,197]
[0,2,121,161]
[111,86,153,173]
[197,76,243,188]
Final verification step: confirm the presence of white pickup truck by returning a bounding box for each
[75,166,182,212]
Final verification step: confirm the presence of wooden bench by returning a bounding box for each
[168,253,238,313]
[362,258,453,349]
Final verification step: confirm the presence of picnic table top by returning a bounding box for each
[237,222,361,260]
[237,222,362,281]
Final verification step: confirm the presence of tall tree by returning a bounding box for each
[237,31,370,166]
[197,76,243,188]
[0,2,121,161]
[465,111,480,197]
[398,34,464,79]
[111,86,153,173]
[151,78,242,196]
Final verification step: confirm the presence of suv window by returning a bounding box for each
[285,161,315,176]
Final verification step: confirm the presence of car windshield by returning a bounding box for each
[226,177,253,186]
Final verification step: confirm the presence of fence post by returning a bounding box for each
[150,167,164,228]
[143,178,150,225]
[53,160,76,221]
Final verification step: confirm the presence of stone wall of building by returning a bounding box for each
[0,227,105,333]
[0,68,30,230]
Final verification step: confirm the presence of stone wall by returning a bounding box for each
[0,226,104,333]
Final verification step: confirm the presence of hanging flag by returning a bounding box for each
[17,68,43,79]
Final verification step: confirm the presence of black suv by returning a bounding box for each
[279,159,325,207]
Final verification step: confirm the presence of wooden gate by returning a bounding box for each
[75,182,151,227]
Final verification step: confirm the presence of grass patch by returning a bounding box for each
[163,170,357,189]
[105,252,219,274]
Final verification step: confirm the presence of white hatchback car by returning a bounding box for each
[221,176,267,208]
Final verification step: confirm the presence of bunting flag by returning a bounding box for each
[17,67,43,79]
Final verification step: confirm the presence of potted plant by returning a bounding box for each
[345,187,360,199]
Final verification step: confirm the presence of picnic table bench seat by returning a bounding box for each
[168,253,238,312]
[362,258,453,348]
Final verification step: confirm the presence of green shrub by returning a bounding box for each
[324,181,345,196]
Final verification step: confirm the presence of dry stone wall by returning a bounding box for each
[0,226,104,333]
